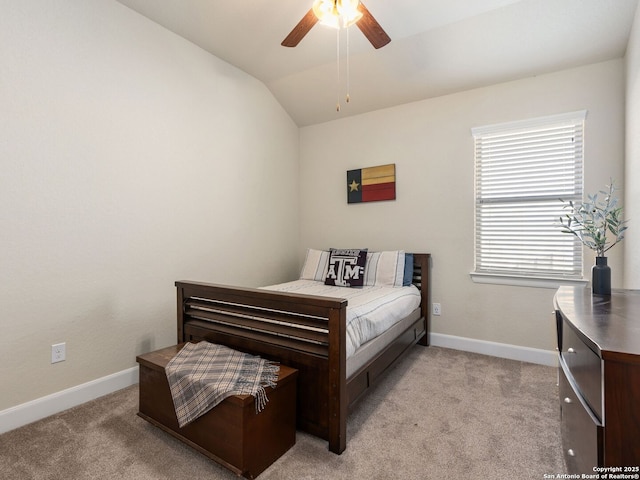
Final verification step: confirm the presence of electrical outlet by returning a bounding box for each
[432,303,442,316]
[51,343,66,364]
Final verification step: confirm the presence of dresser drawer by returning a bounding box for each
[560,316,603,421]
[559,362,602,473]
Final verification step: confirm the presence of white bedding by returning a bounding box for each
[262,280,421,358]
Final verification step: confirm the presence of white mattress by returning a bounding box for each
[262,280,421,358]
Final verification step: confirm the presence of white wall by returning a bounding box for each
[300,60,625,352]
[1,0,632,424]
[0,0,299,411]
[625,4,640,289]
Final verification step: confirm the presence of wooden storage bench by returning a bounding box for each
[136,344,297,479]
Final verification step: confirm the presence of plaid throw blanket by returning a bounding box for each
[165,342,279,428]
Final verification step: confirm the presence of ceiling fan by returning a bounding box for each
[281,0,391,49]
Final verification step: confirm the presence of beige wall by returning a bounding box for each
[625,4,640,288]
[1,0,633,417]
[300,59,625,353]
[0,0,299,410]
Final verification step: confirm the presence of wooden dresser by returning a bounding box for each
[554,286,640,473]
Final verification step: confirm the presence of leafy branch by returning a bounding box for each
[558,181,629,257]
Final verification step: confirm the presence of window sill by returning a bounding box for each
[470,272,588,289]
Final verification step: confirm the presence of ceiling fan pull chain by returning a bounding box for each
[346,23,350,104]
[336,27,341,112]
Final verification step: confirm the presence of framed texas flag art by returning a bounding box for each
[347,163,396,204]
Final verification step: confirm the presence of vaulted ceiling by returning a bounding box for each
[115,0,639,126]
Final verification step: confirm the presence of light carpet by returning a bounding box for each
[0,346,566,479]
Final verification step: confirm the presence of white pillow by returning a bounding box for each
[364,251,405,287]
[300,248,330,281]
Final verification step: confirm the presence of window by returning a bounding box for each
[471,111,586,285]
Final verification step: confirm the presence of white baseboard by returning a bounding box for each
[0,366,139,435]
[430,333,558,367]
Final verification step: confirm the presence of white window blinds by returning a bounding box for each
[472,111,586,280]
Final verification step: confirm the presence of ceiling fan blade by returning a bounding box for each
[282,8,319,47]
[356,2,391,49]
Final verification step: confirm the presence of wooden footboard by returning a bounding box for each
[175,281,348,453]
[175,252,430,454]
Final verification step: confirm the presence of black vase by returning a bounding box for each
[592,256,611,295]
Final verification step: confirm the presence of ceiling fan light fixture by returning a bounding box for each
[312,0,363,29]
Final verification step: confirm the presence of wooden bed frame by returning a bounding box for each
[175,252,430,454]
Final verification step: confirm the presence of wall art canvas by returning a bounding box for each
[347,163,396,204]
